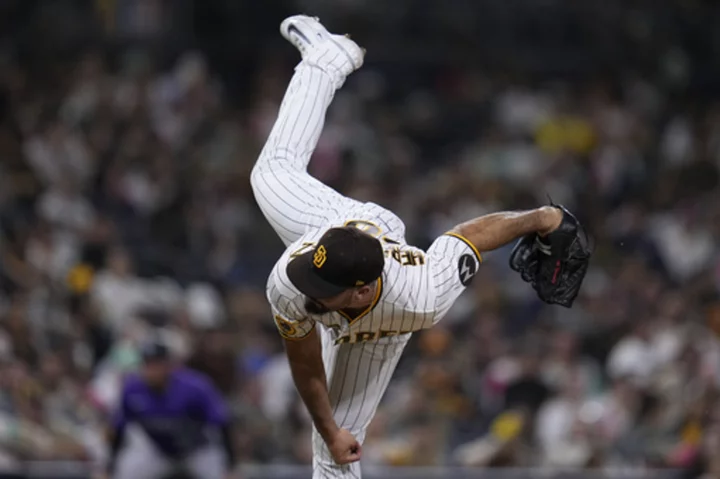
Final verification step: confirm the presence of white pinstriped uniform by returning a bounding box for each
[250,61,482,478]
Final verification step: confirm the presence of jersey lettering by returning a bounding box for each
[334,329,414,345]
[385,247,425,266]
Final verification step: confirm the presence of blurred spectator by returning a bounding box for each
[607,319,658,387]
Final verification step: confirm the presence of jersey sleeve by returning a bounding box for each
[426,232,483,324]
[267,256,317,341]
[272,308,316,340]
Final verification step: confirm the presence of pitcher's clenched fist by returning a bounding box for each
[328,428,362,465]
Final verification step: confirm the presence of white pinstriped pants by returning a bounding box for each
[251,63,411,478]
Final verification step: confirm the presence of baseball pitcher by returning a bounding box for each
[251,15,591,478]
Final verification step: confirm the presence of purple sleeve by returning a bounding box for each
[112,382,132,428]
[198,380,229,425]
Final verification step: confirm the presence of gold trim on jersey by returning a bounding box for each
[339,277,384,325]
[281,328,315,341]
[444,232,483,264]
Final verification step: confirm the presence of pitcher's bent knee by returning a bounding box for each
[250,162,265,196]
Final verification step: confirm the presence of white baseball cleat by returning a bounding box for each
[280,15,365,79]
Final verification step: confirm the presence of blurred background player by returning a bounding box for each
[107,336,236,479]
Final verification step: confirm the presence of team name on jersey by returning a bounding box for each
[385,247,425,266]
[334,328,414,344]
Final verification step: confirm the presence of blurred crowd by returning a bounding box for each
[0,1,720,478]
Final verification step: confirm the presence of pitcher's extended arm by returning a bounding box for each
[449,207,562,254]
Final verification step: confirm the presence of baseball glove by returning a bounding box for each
[509,204,592,308]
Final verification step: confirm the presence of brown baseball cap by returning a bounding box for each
[287,227,384,299]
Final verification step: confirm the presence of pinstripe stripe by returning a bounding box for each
[255,175,310,226]
[330,341,355,415]
[266,170,328,222]
[364,340,400,425]
[345,273,384,431]
[272,67,306,152]
[298,69,324,157]
[288,67,316,147]
[444,232,483,264]
[253,184,305,235]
